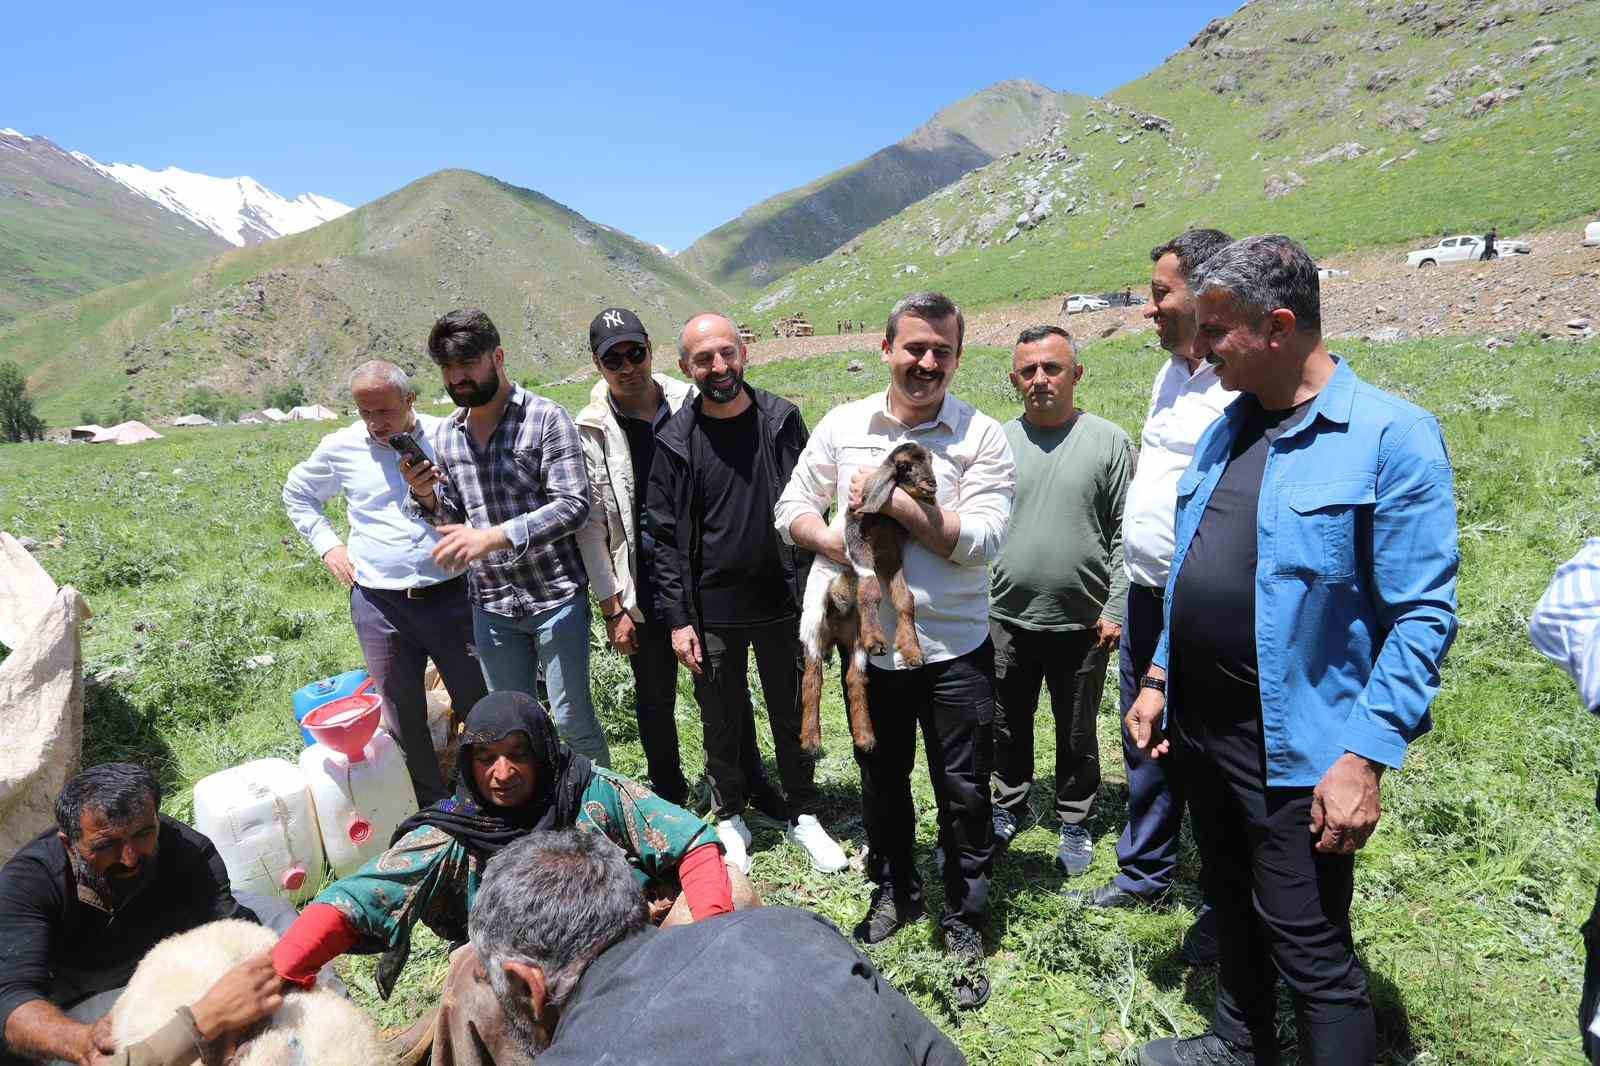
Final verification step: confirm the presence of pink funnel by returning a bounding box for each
[301,693,383,760]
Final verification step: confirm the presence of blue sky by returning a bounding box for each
[6,1,1211,250]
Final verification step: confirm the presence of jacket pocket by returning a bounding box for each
[1275,475,1375,579]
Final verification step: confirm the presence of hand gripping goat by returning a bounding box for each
[799,442,938,754]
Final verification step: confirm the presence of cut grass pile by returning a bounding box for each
[1,332,1598,1063]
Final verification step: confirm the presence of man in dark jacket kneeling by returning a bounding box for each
[468,829,965,1064]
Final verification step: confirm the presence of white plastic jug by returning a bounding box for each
[299,728,419,878]
[192,758,325,903]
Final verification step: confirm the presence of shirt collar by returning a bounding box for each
[877,389,960,433]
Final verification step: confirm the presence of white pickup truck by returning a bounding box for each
[1406,234,1531,268]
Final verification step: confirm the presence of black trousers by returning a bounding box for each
[1581,783,1600,1062]
[858,641,996,930]
[692,617,817,821]
[351,580,488,807]
[1173,651,1376,1064]
[630,621,688,806]
[991,620,1108,825]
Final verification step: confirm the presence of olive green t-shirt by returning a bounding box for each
[989,411,1133,631]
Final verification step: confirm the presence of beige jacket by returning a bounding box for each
[574,373,695,621]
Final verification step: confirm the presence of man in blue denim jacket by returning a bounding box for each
[1127,236,1460,1066]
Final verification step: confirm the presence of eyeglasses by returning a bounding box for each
[599,344,649,372]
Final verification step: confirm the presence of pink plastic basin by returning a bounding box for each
[301,693,383,761]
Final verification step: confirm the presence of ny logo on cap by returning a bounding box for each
[602,310,625,329]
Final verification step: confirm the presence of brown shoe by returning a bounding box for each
[379,1006,438,1066]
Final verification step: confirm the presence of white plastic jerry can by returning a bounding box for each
[299,728,420,878]
[192,758,325,903]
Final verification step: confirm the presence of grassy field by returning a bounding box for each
[2,333,1598,1063]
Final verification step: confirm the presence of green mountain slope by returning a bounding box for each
[0,130,228,326]
[733,0,1600,330]
[678,80,1086,297]
[2,169,728,423]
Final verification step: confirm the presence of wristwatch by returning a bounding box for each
[1139,674,1167,694]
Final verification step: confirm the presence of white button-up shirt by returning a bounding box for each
[282,413,463,590]
[1122,357,1236,589]
[775,390,1015,668]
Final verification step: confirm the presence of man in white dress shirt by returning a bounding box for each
[1078,231,1234,959]
[283,360,488,806]
[776,291,1015,1010]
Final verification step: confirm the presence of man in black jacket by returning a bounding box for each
[0,764,259,1066]
[468,829,965,1065]
[645,312,847,875]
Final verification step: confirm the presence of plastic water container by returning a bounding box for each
[192,758,325,903]
[299,728,419,878]
[293,669,374,745]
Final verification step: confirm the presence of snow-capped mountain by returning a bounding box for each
[70,152,352,246]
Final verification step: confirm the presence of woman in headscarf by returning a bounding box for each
[270,692,744,999]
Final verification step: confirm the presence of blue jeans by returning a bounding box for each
[472,594,612,767]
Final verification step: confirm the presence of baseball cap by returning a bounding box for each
[589,308,649,360]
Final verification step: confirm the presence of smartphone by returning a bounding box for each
[388,432,431,469]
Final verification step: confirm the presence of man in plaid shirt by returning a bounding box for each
[401,308,611,765]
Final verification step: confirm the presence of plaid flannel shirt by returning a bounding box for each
[420,386,591,616]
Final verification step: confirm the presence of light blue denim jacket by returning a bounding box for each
[1152,358,1460,786]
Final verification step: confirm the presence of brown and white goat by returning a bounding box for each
[799,442,938,754]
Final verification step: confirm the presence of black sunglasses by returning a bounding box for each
[599,344,649,372]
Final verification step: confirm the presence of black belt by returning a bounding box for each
[362,576,466,601]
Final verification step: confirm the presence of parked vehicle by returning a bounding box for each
[1406,234,1531,268]
[1063,294,1111,314]
[1583,221,1600,248]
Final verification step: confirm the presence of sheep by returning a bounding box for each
[799,442,938,754]
[110,918,382,1066]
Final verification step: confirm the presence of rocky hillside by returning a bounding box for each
[3,169,728,423]
[733,0,1600,331]
[0,129,228,325]
[678,80,1084,296]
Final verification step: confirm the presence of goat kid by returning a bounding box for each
[799,442,938,754]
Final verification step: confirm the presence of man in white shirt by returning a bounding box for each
[283,361,487,806]
[1078,231,1233,953]
[776,292,1015,1010]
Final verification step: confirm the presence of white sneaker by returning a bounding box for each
[717,815,753,875]
[786,814,848,873]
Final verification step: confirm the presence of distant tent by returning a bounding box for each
[171,414,217,427]
[287,404,338,421]
[69,425,104,441]
[261,408,290,423]
[89,421,163,445]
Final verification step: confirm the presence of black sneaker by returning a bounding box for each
[1138,1032,1277,1066]
[1179,904,1221,966]
[943,920,990,1010]
[992,807,1019,849]
[853,882,924,945]
[1056,823,1094,876]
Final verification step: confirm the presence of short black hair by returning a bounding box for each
[1150,228,1235,281]
[55,763,160,843]
[1015,324,1074,349]
[427,308,501,365]
[885,292,965,350]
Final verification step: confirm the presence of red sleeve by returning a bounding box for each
[677,843,734,920]
[271,903,360,988]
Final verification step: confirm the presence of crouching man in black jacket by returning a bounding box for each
[644,312,848,876]
[469,829,966,1064]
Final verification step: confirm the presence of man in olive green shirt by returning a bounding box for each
[989,325,1132,876]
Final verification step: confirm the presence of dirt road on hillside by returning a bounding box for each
[743,222,1599,364]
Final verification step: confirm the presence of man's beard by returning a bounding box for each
[449,371,501,408]
[701,369,743,404]
[71,848,156,909]
[495,986,554,1055]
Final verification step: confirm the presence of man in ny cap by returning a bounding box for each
[574,308,697,805]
